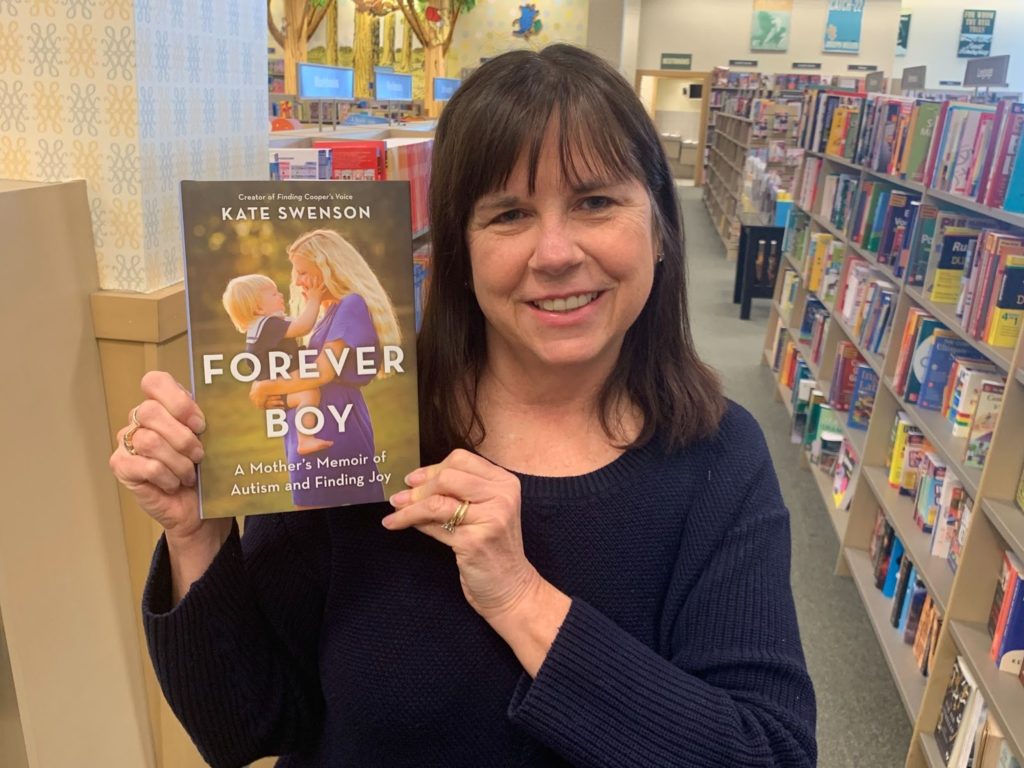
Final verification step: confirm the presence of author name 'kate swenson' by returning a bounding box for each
[181,179,420,519]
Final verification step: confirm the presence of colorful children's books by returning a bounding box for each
[964,380,1005,470]
[180,180,420,518]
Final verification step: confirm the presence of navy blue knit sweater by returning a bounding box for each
[142,402,816,767]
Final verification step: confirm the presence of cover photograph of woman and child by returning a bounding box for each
[180,180,420,519]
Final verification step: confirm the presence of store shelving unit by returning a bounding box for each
[761,146,1024,768]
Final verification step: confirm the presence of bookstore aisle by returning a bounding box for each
[679,184,912,768]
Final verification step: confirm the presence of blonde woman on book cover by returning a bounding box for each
[248,228,402,507]
[109,44,817,767]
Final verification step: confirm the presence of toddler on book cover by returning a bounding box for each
[223,274,332,456]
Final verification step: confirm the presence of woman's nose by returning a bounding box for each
[530,220,583,274]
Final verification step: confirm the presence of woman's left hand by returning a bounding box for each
[383,449,541,622]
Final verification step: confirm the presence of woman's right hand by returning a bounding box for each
[109,371,222,545]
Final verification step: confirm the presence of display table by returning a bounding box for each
[733,211,783,320]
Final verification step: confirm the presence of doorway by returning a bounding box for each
[635,69,712,186]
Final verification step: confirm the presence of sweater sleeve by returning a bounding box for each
[507,415,817,767]
[142,513,328,768]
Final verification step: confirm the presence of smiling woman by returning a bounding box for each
[112,43,817,768]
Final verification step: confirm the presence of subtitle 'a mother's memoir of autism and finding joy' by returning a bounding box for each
[180,180,420,519]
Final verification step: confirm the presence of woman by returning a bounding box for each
[249,228,403,507]
[110,45,816,767]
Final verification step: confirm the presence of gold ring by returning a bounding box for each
[123,406,142,456]
[442,499,470,533]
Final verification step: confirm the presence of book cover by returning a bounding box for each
[985,103,1024,208]
[964,380,1005,470]
[1017,464,1024,512]
[971,236,1020,338]
[949,363,1002,437]
[931,230,979,304]
[269,148,333,181]
[847,364,878,430]
[180,180,420,519]
[311,140,387,181]
[907,101,943,182]
[990,551,1018,649]
[985,260,1024,348]
[866,189,892,254]
[992,552,1024,674]
[918,336,986,411]
[882,537,905,598]
[904,321,950,404]
[934,657,978,766]
[890,558,915,627]
[1003,136,1024,213]
[906,205,939,288]
[902,579,928,644]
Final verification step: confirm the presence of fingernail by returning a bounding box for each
[188,415,206,434]
[184,474,196,488]
[192,449,205,464]
[389,491,410,506]
[404,468,424,485]
[381,514,395,528]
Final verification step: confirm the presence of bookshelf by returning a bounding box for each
[761,100,1024,766]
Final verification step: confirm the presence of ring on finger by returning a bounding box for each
[123,406,142,455]
[442,499,470,533]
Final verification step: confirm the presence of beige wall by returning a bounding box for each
[637,0,902,78]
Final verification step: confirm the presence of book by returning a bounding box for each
[269,148,334,180]
[1017,465,1024,512]
[179,180,421,518]
[931,228,980,304]
[934,656,980,767]
[918,337,987,412]
[904,322,951,405]
[847,364,878,430]
[985,258,1024,348]
[990,551,1020,657]
[991,551,1024,675]
[964,380,1005,470]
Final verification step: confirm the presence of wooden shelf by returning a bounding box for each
[776,374,795,418]
[863,167,926,195]
[902,285,1015,374]
[716,112,753,124]
[981,497,1024,565]
[710,146,744,176]
[948,620,1024,762]
[717,132,750,151]
[844,547,928,723]
[862,466,954,614]
[919,733,943,768]
[928,188,1024,231]
[882,377,982,500]
[822,153,861,172]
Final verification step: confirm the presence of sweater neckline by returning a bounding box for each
[508,437,661,500]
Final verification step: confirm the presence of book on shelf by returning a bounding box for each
[918,336,988,411]
[179,180,420,519]
[930,466,964,559]
[985,253,1024,347]
[269,148,334,180]
[912,594,937,674]
[1017,464,1024,512]
[831,441,857,509]
[791,372,817,444]
[982,102,1024,209]
[946,360,1003,437]
[873,519,898,590]
[934,656,985,768]
[889,558,915,627]
[877,191,922,269]
[971,716,1017,768]
[931,227,982,304]
[886,411,916,487]
[828,341,864,411]
[904,322,952,406]
[889,308,931,395]
[989,549,1024,674]
[882,536,906,598]
[847,364,878,430]
[964,380,1005,470]
[902,578,928,643]
[905,204,939,288]
[912,451,946,533]
[947,492,974,574]
[898,426,930,499]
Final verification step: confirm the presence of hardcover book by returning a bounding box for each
[964,380,1005,470]
[180,180,421,519]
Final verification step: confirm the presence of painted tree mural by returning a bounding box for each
[352,0,399,98]
[380,13,396,67]
[268,0,335,94]
[396,0,476,115]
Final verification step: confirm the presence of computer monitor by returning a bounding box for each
[432,77,461,102]
[374,72,413,102]
[296,63,354,101]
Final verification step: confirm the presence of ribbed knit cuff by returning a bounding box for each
[507,599,759,768]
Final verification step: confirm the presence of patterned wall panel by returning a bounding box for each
[0,0,143,290]
[0,0,267,292]
[135,0,267,292]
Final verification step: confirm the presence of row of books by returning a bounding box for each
[892,307,1006,469]
[773,73,825,92]
[935,656,1021,768]
[837,261,897,360]
[267,136,434,236]
[885,410,975,561]
[710,68,763,89]
[988,550,1024,676]
[799,89,1024,215]
[770,330,858,510]
[869,507,943,676]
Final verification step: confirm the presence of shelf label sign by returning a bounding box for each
[848,64,877,72]
[963,54,1009,87]
[730,59,759,67]
[901,65,927,90]
[793,62,822,70]
[661,53,692,71]
[865,71,886,92]
[958,9,996,58]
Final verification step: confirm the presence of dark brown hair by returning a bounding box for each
[417,43,725,463]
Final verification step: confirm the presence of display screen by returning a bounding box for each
[375,72,413,101]
[433,77,461,101]
[297,63,354,101]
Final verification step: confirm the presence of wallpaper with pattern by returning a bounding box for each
[0,0,268,292]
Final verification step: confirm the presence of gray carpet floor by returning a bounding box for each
[678,186,911,768]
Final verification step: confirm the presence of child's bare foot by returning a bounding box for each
[297,436,334,455]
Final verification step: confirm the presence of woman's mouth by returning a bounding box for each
[530,292,600,313]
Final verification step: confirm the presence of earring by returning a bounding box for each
[656,252,664,263]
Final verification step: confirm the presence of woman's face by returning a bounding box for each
[465,123,657,377]
[290,253,326,301]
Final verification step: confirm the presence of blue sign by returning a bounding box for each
[824,0,865,54]
[433,77,461,101]
[297,63,354,101]
[375,72,413,101]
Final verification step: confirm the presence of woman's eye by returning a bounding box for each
[580,196,613,211]
[492,209,526,225]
